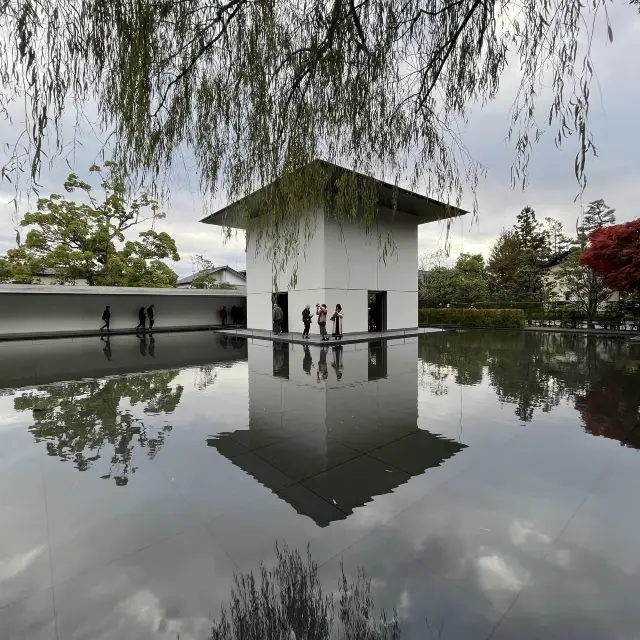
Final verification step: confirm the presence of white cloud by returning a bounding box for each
[0,546,45,583]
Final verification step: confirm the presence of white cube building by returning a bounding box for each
[202,161,464,334]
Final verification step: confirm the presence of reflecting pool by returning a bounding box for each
[0,331,639,639]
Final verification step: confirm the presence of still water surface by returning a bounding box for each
[0,331,639,639]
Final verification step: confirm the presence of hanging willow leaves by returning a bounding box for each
[0,0,624,278]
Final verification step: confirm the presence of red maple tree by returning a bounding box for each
[580,218,640,293]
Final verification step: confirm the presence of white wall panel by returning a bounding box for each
[0,287,246,337]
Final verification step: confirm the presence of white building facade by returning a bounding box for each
[202,162,463,334]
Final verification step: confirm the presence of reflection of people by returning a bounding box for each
[148,334,155,358]
[331,344,344,380]
[147,304,155,332]
[100,306,111,332]
[101,335,112,361]
[137,332,147,356]
[317,345,329,381]
[136,306,147,331]
[273,342,285,374]
[302,305,312,339]
[331,304,344,340]
[273,303,283,334]
[316,303,328,341]
[302,344,313,375]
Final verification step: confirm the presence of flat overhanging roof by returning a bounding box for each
[200,160,467,229]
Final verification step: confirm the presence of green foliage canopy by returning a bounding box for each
[0,0,625,281]
[5,164,180,287]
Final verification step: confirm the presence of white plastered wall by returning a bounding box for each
[245,206,419,333]
[323,208,418,332]
[246,208,326,332]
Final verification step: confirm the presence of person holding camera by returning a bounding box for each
[316,303,328,341]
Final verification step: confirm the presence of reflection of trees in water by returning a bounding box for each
[419,332,640,446]
[212,544,399,640]
[194,365,218,391]
[14,370,184,485]
[575,362,640,450]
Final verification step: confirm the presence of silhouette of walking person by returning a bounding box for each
[101,335,112,361]
[147,304,155,332]
[100,306,111,333]
[137,332,147,356]
[136,306,147,331]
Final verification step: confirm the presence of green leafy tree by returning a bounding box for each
[551,199,615,328]
[14,371,184,486]
[552,251,612,329]
[543,217,572,256]
[0,257,12,282]
[189,255,235,290]
[513,206,549,299]
[5,164,180,287]
[578,199,616,241]
[419,251,488,304]
[450,253,489,304]
[0,0,622,281]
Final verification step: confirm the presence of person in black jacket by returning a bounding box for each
[302,305,312,338]
[147,304,155,332]
[100,306,111,332]
[136,306,147,331]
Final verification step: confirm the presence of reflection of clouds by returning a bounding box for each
[475,553,529,594]
[117,589,211,639]
[0,546,45,583]
[508,520,552,546]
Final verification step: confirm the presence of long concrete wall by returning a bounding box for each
[0,285,247,338]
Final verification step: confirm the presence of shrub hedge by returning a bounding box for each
[418,308,526,328]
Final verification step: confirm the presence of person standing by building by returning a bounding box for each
[331,303,344,340]
[136,306,147,331]
[219,306,228,325]
[272,303,283,334]
[100,305,111,333]
[302,304,312,339]
[316,303,328,341]
[147,304,155,332]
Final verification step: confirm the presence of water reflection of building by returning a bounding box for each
[209,338,467,526]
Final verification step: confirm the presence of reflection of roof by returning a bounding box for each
[208,428,466,527]
[201,159,467,230]
[177,265,246,285]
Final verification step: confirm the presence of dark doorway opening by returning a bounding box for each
[276,292,289,333]
[272,341,290,379]
[368,291,387,332]
[367,340,388,381]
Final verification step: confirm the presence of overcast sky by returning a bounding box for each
[1,2,638,278]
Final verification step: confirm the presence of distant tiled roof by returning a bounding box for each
[177,265,246,285]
